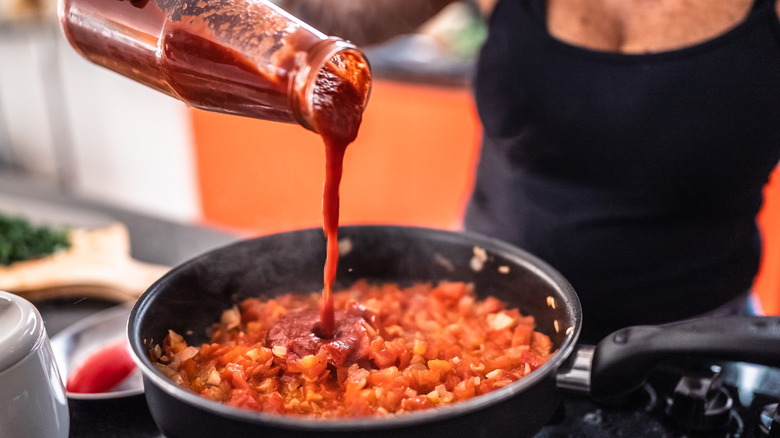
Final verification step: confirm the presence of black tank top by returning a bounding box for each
[466,0,780,341]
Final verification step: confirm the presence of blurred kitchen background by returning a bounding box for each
[1,0,778,313]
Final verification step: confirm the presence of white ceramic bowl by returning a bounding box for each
[0,291,69,438]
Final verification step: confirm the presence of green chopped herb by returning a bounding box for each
[0,214,72,266]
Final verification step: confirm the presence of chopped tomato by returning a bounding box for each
[154,281,555,418]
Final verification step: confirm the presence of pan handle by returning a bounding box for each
[585,316,780,400]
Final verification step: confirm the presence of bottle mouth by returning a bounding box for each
[291,38,372,133]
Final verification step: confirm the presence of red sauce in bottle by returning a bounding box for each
[59,0,361,125]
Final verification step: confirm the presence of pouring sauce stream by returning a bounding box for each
[314,58,370,339]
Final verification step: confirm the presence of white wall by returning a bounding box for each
[0,24,60,178]
[0,21,201,223]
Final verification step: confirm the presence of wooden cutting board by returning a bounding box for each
[0,222,170,302]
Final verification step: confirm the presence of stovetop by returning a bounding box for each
[64,359,780,437]
[537,361,780,438]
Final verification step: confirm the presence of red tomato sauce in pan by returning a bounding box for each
[151,281,553,418]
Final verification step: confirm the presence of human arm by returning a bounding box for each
[278,0,460,46]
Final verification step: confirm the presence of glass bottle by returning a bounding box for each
[57,0,371,132]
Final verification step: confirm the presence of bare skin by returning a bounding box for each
[546,0,767,53]
[279,0,455,46]
[280,0,780,53]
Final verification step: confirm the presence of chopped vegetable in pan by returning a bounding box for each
[152,281,554,418]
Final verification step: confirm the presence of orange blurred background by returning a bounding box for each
[190,79,779,315]
[192,80,480,233]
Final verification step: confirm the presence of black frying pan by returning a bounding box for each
[128,226,780,438]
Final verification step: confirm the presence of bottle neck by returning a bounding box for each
[290,38,372,133]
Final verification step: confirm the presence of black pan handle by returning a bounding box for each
[586,316,780,400]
